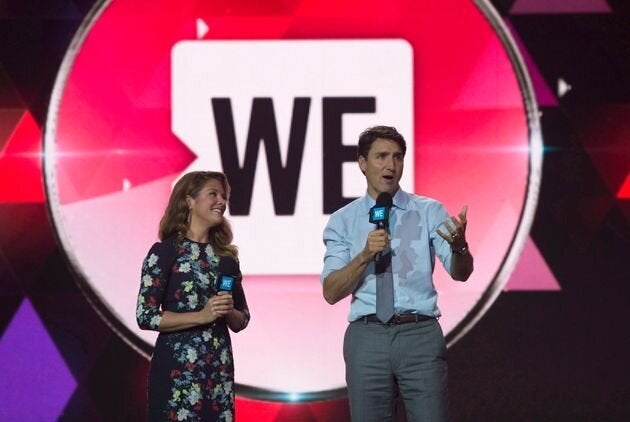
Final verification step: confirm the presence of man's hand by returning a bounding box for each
[363,229,391,259]
[437,205,473,281]
[436,205,468,251]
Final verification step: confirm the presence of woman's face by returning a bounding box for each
[187,179,228,229]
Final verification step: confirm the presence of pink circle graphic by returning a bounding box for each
[44,0,541,400]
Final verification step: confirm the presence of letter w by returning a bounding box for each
[212,98,310,215]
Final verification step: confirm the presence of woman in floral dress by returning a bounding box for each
[136,171,250,421]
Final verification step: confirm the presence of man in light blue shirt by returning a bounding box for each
[321,126,473,422]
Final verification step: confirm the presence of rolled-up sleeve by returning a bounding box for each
[321,214,351,283]
[428,201,453,275]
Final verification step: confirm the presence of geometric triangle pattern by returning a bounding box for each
[510,0,611,14]
[618,173,630,199]
[504,19,558,106]
[504,236,562,291]
[0,298,77,420]
[451,33,525,109]
[0,108,24,152]
[0,110,44,203]
[0,66,25,108]
[572,105,630,201]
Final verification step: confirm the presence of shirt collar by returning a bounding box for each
[360,188,409,213]
[393,188,409,210]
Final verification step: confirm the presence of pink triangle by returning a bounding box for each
[511,0,611,14]
[617,173,630,199]
[451,36,524,110]
[504,236,562,291]
[505,19,558,106]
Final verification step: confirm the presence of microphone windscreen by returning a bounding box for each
[375,192,393,208]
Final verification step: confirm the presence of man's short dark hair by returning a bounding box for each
[357,126,407,159]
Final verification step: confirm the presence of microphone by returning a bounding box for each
[369,192,393,230]
[369,192,393,263]
[216,256,240,292]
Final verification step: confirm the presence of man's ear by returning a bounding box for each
[358,156,367,174]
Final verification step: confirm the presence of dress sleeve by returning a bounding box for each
[136,241,173,331]
[231,263,250,331]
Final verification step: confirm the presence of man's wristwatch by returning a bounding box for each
[452,243,469,255]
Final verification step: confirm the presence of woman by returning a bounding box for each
[136,171,250,421]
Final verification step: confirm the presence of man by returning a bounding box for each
[321,125,473,421]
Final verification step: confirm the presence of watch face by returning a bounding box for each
[44,0,540,400]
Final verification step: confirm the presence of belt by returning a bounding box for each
[360,313,434,325]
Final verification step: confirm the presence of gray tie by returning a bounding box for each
[375,250,394,323]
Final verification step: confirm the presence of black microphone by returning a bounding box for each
[369,192,393,263]
[216,256,240,292]
[369,192,393,230]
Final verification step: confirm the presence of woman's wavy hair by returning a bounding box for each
[158,171,238,258]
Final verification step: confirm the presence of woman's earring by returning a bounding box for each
[187,209,192,226]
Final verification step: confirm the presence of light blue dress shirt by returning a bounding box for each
[321,189,454,322]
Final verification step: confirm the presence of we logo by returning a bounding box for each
[171,40,414,274]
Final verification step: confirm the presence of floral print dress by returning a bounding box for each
[136,236,249,421]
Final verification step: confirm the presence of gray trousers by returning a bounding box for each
[343,318,448,422]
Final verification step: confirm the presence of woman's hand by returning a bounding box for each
[199,291,234,324]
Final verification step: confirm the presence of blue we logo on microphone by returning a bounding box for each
[369,206,389,225]
[218,275,235,292]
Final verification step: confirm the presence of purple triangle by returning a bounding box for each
[505,19,558,106]
[511,0,611,14]
[0,298,77,420]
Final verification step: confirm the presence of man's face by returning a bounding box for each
[358,138,405,199]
